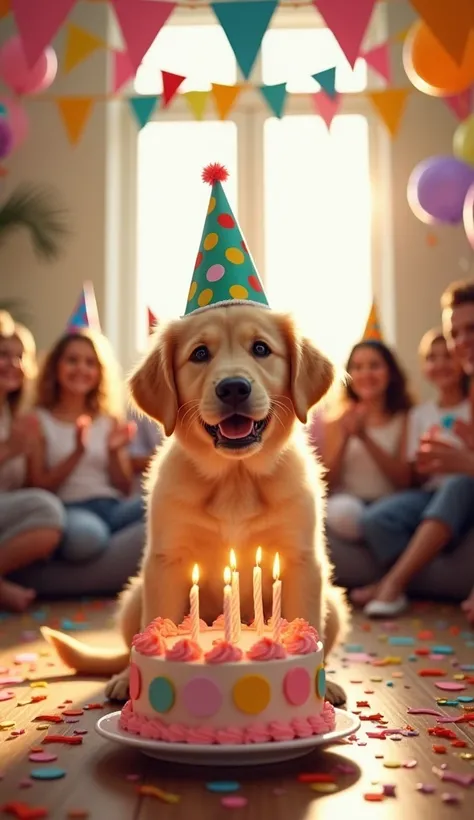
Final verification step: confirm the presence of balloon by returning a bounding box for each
[0,118,13,159]
[464,183,474,250]
[403,21,474,97]
[0,35,57,95]
[454,115,474,167]
[408,156,474,225]
[0,97,29,150]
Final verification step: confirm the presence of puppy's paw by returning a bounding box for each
[326,680,346,708]
[105,669,130,702]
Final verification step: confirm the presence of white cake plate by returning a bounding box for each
[95,709,360,766]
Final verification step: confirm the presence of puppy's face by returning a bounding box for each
[130,306,333,461]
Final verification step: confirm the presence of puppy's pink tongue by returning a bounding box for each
[218,416,254,440]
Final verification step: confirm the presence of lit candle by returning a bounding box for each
[272,553,282,642]
[223,567,232,643]
[190,564,200,644]
[253,547,264,636]
[230,549,241,643]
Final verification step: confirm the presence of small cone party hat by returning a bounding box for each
[362,299,383,341]
[66,281,101,332]
[184,163,269,316]
[147,307,157,335]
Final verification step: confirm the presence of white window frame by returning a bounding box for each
[110,6,393,370]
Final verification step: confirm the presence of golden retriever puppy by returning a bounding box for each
[43,306,348,705]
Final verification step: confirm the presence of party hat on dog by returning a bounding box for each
[184,163,269,316]
[66,281,101,332]
[362,299,383,341]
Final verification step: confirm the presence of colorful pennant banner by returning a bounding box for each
[63,23,105,74]
[312,67,337,98]
[312,91,341,129]
[111,49,134,94]
[259,82,287,118]
[211,83,243,120]
[128,95,160,129]
[367,88,410,137]
[313,0,377,68]
[162,70,186,107]
[56,96,94,144]
[363,43,391,84]
[211,0,278,80]
[112,0,176,71]
[409,0,474,64]
[184,90,210,120]
[12,0,77,67]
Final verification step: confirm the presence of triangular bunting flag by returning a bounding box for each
[368,89,410,137]
[313,0,377,68]
[312,92,341,129]
[211,83,243,120]
[363,43,391,83]
[184,91,209,120]
[112,0,176,71]
[161,71,186,107]
[63,24,105,74]
[312,67,337,98]
[0,0,10,20]
[259,83,287,118]
[111,49,134,94]
[211,1,278,79]
[410,0,474,64]
[362,300,382,341]
[67,281,101,332]
[147,307,157,335]
[128,96,159,130]
[12,0,77,67]
[56,97,94,145]
[444,87,474,121]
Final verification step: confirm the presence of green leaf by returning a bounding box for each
[0,185,69,262]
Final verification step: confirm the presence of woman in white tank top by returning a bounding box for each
[320,340,414,542]
[29,329,144,563]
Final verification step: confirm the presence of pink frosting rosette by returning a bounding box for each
[166,723,188,743]
[215,726,245,745]
[282,618,319,641]
[141,719,164,741]
[291,717,314,738]
[149,617,179,637]
[178,615,209,634]
[212,614,225,629]
[132,628,166,656]
[244,723,271,744]
[268,721,296,742]
[247,637,287,661]
[165,638,202,662]
[204,640,243,664]
[186,725,216,745]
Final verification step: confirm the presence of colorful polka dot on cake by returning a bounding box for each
[183,677,223,718]
[129,663,141,700]
[316,666,326,700]
[283,667,311,706]
[148,676,175,713]
[233,675,270,714]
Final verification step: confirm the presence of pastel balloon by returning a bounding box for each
[0,97,29,150]
[464,182,474,251]
[453,115,474,168]
[408,156,474,225]
[403,21,474,96]
[0,35,57,95]
[0,117,13,159]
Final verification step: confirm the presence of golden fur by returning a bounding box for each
[42,306,349,704]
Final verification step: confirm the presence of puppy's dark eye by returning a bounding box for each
[190,345,210,363]
[252,340,271,358]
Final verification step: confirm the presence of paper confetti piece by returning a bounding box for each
[206,781,241,793]
[388,636,415,646]
[28,752,58,763]
[221,796,249,807]
[309,783,338,793]
[30,767,66,780]
[435,682,467,692]
[0,676,24,685]
[416,783,436,793]
[2,802,48,818]
[42,735,82,745]
[14,653,38,664]
[137,785,180,803]
[432,646,454,655]
[0,691,15,702]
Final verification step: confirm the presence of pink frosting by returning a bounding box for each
[212,614,225,629]
[132,628,166,657]
[247,637,287,661]
[282,630,318,655]
[165,638,202,662]
[282,619,319,641]
[204,641,243,664]
[267,616,289,631]
[178,615,208,634]
[119,700,337,745]
[149,617,179,637]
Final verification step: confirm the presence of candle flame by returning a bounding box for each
[256,546,262,567]
[224,566,232,585]
[230,549,237,571]
[192,564,199,585]
[273,552,280,581]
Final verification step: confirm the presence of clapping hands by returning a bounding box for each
[108,420,137,453]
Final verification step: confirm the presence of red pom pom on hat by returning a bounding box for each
[202,162,229,185]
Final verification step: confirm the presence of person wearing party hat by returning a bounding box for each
[128,307,163,489]
[319,302,413,557]
[29,284,144,564]
[184,163,269,316]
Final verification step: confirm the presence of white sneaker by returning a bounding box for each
[363,595,409,618]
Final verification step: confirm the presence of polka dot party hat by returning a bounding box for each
[184,163,269,316]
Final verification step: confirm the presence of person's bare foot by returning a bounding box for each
[350,584,379,606]
[461,593,474,625]
[0,578,36,612]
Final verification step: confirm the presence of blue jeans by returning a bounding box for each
[59,495,145,563]
[362,475,474,567]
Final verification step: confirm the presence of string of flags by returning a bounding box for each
[1,0,472,148]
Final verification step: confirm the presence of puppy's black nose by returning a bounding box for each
[215,377,252,406]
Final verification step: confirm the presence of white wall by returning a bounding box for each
[0,2,472,396]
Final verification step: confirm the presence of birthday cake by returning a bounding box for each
[119,616,335,745]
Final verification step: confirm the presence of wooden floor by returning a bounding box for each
[0,600,473,819]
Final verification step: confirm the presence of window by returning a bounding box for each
[126,19,379,367]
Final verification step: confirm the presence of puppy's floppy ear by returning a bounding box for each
[129,322,178,436]
[281,315,334,424]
